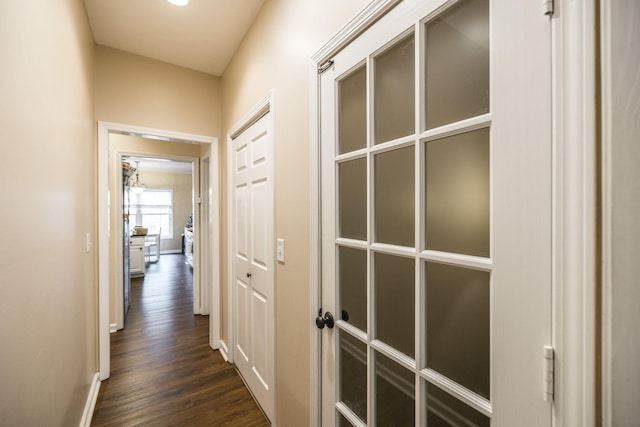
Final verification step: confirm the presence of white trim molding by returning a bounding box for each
[551,0,598,425]
[207,149,222,350]
[601,0,613,418]
[311,0,401,68]
[79,373,100,427]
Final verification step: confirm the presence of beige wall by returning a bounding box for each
[0,0,97,425]
[108,134,202,326]
[221,0,370,424]
[95,45,222,137]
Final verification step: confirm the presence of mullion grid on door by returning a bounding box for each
[418,0,493,421]
[333,54,372,426]
[334,27,489,427]
[368,26,419,427]
[414,16,424,426]
[332,0,496,423]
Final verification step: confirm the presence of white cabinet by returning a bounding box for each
[130,236,145,277]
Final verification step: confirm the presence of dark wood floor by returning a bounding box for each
[92,254,268,426]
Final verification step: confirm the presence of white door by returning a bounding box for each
[232,112,275,422]
[319,0,552,425]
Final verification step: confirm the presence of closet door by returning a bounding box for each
[232,112,275,423]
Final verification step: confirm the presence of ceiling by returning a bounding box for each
[125,157,193,174]
[83,0,265,76]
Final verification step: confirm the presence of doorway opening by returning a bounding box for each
[98,121,220,380]
[118,154,198,331]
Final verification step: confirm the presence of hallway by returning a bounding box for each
[91,254,268,426]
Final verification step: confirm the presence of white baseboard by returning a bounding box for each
[109,323,118,333]
[219,340,229,362]
[79,373,100,427]
[160,249,182,254]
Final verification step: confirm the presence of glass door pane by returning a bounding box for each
[375,351,415,425]
[339,332,368,423]
[339,66,367,154]
[339,158,367,240]
[426,383,490,426]
[374,253,415,358]
[374,34,415,144]
[338,413,355,427]
[374,146,415,247]
[339,246,367,331]
[425,128,490,257]
[425,262,490,398]
[425,0,489,129]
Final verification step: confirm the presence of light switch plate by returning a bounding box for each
[277,238,285,263]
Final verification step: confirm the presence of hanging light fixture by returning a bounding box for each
[168,0,189,6]
[130,161,146,194]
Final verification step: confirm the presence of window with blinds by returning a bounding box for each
[130,188,174,239]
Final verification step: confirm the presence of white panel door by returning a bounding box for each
[232,113,275,422]
[320,0,552,425]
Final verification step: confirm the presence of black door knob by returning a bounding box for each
[315,315,326,329]
[315,309,335,329]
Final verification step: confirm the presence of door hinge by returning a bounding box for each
[543,345,555,403]
[318,59,334,74]
[543,0,554,16]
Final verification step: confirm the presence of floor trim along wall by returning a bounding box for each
[79,373,100,427]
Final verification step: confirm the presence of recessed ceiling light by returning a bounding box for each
[168,0,189,6]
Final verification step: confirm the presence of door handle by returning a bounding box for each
[315,309,335,329]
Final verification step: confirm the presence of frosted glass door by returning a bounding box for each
[320,0,553,425]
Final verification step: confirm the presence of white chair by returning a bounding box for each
[145,227,161,263]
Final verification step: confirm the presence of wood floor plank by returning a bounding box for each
[92,254,268,426]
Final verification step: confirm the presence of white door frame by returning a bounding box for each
[98,121,221,380]
[308,0,598,425]
[223,90,276,363]
[200,155,211,317]
[600,0,640,423]
[551,0,598,425]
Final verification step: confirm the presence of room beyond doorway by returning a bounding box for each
[120,155,195,329]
